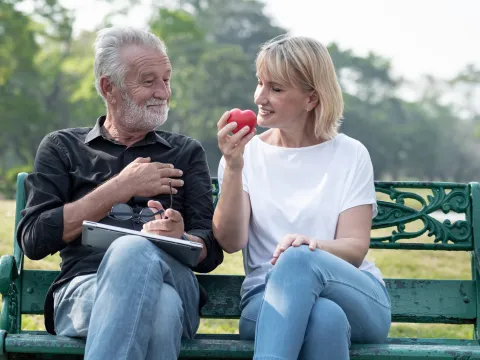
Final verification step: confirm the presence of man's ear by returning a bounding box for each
[100,76,116,104]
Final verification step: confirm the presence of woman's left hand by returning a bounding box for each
[271,234,321,265]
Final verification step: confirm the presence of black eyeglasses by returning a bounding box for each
[108,181,173,223]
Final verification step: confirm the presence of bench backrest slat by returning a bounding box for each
[21,270,476,324]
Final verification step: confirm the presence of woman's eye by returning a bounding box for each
[272,87,282,92]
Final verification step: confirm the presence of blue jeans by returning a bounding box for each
[239,246,391,360]
[53,235,200,360]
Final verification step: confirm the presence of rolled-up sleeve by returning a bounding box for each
[16,133,71,260]
[183,140,224,273]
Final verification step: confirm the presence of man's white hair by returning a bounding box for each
[93,27,167,100]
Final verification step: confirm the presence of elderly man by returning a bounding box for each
[16,27,224,360]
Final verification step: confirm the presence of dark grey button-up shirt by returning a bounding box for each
[17,116,224,334]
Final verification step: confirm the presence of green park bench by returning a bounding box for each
[2,172,480,359]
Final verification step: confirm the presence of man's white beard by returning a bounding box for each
[120,92,169,131]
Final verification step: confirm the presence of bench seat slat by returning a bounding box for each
[17,331,480,346]
[5,334,480,359]
[21,271,476,324]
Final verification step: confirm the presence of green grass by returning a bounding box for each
[0,199,474,339]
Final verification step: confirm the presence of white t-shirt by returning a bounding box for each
[218,133,384,297]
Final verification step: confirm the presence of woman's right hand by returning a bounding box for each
[217,110,257,171]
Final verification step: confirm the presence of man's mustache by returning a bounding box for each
[145,100,168,106]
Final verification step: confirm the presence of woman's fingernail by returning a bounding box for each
[243,126,250,132]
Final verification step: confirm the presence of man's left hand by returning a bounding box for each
[271,234,321,265]
[142,200,184,239]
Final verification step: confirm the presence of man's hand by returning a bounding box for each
[271,234,321,265]
[184,233,207,265]
[142,200,185,239]
[117,157,184,198]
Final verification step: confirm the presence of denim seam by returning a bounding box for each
[123,250,156,360]
[59,297,94,303]
[240,313,257,322]
[253,295,267,355]
[326,279,391,309]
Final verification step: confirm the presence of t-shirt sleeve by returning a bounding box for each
[340,144,378,219]
[217,156,249,194]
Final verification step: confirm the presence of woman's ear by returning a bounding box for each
[307,90,319,110]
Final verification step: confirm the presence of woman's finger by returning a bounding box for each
[236,128,257,148]
[280,234,297,250]
[271,244,282,265]
[272,244,283,258]
[308,238,317,251]
[217,121,238,141]
[292,236,307,247]
[217,110,231,130]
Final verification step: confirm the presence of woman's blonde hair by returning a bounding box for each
[256,35,344,140]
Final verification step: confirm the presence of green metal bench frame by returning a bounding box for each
[3,172,480,359]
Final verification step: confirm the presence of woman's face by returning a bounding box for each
[254,74,313,130]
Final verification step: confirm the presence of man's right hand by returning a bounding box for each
[117,157,184,198]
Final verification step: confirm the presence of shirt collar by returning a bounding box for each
[84,116,172,148]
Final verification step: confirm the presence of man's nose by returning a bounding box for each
[153,82,171,99]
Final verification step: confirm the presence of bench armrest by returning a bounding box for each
[0,255,17,295]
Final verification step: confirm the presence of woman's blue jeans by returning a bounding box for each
[239,246,391,360]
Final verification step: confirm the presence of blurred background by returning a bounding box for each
[1,0,480,338]
[1,0,479,198]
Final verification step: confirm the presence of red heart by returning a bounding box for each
[227,108,257,134]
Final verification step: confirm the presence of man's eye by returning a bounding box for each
[164,78,170,83]
[145,80,154,85]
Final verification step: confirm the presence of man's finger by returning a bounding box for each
[164,208,183,222]
[147,200,165,220]
[133,157,151,163]
[163,178,184,188]
[143,219,174,232]
[147,200,164,211]
[156,184,178,195]
[153,162,174,169]
[309,238,317,251]
[158,168,183,179]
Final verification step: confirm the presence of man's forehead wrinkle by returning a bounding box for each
[120,45,170,77]
[135,58,171,79]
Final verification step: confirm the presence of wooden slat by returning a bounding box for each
[5,334,480,359]
[21,271,476,324]
[18,331,480,347]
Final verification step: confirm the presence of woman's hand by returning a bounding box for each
[217,110,257,171]
[271,234,322,265]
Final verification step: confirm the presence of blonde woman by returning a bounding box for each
[214,35,391,359]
